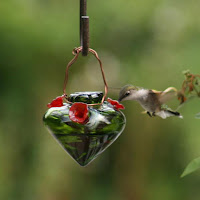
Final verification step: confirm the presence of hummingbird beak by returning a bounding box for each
[118,97,122,102]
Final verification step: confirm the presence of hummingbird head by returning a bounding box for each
[118,85,140,102]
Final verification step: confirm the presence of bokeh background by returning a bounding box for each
[1,0,200,200]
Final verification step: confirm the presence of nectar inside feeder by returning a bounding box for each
[43,47,126,166]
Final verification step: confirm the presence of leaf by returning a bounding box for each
[181,157,200,177]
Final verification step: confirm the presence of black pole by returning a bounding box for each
[80,0,89,56]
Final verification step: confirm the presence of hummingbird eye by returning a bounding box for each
[125,91,130,96]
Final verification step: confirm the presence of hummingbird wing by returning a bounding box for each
[160,87,178,104]
[152,87,178,104]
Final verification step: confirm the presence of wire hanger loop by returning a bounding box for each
[63,47,108,106]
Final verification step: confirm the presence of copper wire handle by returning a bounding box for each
[63,47,108,106]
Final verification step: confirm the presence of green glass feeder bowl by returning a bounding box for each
[43,91,126,166]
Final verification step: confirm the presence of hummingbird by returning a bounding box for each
[118,85,183,119]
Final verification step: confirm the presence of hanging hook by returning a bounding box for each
[80,0,89,56]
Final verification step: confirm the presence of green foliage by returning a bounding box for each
[1,0,200,200]
[181,157,200,177]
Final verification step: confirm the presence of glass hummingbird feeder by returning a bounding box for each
[43,1,126,166]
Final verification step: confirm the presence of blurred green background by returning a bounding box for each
[1,0,200,200]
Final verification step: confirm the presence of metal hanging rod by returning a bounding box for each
[80,0,89,56]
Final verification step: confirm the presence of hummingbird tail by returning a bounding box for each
[156,110,183,119]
